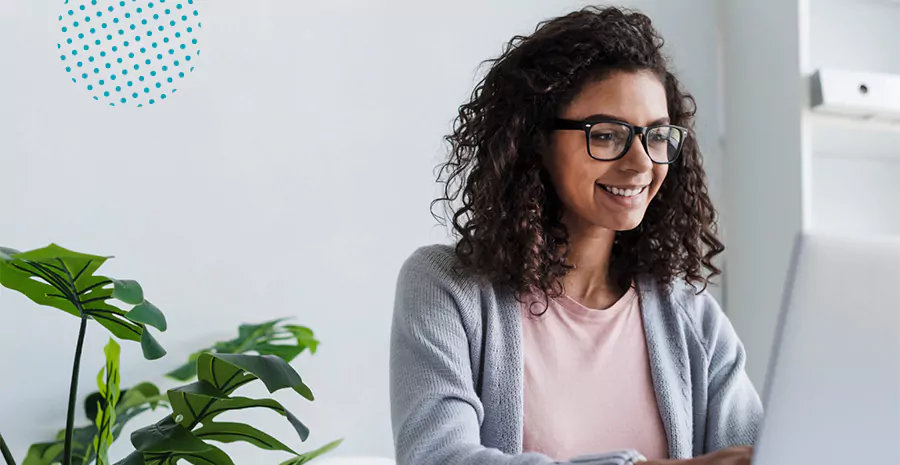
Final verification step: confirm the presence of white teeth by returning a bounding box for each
[601,185,645,197]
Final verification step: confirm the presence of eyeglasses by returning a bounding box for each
[551,117,688,164]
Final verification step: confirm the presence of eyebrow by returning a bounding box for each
[582,113,671,126]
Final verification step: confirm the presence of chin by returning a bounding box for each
[609,219,644,232]
[585,216,644,233]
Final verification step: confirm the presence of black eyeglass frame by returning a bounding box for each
[551,117,689,165]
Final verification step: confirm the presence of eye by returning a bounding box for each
[590,132,615,142]
[648,127,677,144]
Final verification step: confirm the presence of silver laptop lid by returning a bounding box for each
[753,233,900,465]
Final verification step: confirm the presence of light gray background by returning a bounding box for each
[0,0,722,461]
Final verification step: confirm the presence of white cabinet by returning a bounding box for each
[721,0,900,388]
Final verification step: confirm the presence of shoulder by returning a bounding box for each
[399,243,459,278]
[394,244,486,326]
[397,244,479,292]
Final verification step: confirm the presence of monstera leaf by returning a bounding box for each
[0,244,167,360]
[169,353,313,436]
[167,381,310,441]
[193,422,297,454]
[196,353,314,399]
[166,319,319,381]
[120,353,330,465]
[114,416,234,465]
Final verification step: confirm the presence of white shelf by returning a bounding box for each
[809,112,900,136]
[811,114,900,160]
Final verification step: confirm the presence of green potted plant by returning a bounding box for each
[0,244,339,465]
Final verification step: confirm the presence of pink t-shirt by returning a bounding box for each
[520,286,669,461]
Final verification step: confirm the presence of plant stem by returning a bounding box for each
[0,431,16,465]
[62,316,89,465]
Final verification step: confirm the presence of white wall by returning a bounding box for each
[719,0,807,389]
[0,0,722,462]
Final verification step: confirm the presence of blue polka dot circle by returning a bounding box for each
[57,0,202,107]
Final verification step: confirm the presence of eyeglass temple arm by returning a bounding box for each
[551,118,592,130]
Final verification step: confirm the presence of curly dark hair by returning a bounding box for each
[432,5,723,302]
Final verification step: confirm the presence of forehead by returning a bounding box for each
[562,70,669,125]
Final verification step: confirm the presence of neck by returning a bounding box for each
[562,220,623,309]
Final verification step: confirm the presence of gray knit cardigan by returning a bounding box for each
[390,245,763,465]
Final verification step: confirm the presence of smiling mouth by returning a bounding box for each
[597,183,648,198]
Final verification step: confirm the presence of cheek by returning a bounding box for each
[651,165,669,194]
[546,138,592,192]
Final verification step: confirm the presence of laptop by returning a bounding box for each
[752,232,900,464]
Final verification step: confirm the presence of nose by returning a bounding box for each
[618,134,654,173]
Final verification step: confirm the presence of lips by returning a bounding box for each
[596,183,648,198]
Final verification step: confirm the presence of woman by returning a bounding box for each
[390,6,761,465]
